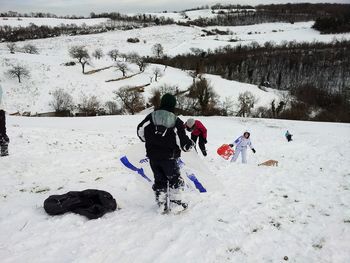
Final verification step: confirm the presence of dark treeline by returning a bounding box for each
[150,40,350,93]
[0,11,85,19]
[179,12,313,27]
[0,23,125,42]
[181,4,350,28]
[255,3,348,16]
[312,9,350,34]
[90,12,174,25]
[211,4,255,10]
[149,40,350,122]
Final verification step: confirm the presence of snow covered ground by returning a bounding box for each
[0,115,349,262]
[1,21,349,113]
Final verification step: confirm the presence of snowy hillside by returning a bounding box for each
[0,17,109,27]
[1,21,349,114]
[1,115,349,262]
[0,8,248,27]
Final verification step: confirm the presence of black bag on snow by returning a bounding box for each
[44,189,117,219]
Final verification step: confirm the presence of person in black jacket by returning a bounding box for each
[0,110,8,157]
[0,84,9,157]
[137,93,194,206]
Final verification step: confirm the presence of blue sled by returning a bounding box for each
[120,156,207,193]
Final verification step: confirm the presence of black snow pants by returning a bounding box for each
[150,159,183,194]
[191,134,207,156]
[0,110,9,156]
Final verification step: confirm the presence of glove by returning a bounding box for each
[229,144,233,148]
[203,138,207,144]
[252,148,256,153]
[184,140,195,152]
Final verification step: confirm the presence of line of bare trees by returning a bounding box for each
[151,40,350,94]
[6,42,39,54]
[68,44,164,76]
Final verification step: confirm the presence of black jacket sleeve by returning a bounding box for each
[175,118,193,152]
[137,114,151,142]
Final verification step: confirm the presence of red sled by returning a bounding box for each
[217,144,234,160]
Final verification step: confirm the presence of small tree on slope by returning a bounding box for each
[50,88,74,113]
[69,45,90,74]
[7,64,30,83]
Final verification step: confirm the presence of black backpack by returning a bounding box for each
[44,189,117,219]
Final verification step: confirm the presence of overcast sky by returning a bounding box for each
[0,0,348,16]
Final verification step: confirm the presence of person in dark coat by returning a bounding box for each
[285,130,293,142]
[137,93,194,205]
[185,118,208,156]
[0,84,9,157]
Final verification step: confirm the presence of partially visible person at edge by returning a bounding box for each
[184,118,208,156]
[137,93,194,206]
[0,83,9,157]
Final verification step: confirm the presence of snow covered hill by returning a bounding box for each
[1,115,349,262]
[0,17,109,27]
[1,21,349,114]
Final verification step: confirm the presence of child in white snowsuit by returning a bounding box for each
[229,131,256,164]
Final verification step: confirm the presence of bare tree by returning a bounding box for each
[69,45,90,73]
[188,70,200,84]
[176,94,197,115]
[188,78,218,115]
[107,49,119,61]
[6,43,16,54]
[50,88,74,112]
[153,67,163,82]
[190,47,205,56]
[135,57,148,72]
[92,48,103,59]
[114,87,145,115]
[23,43,39,54]
[149,85,177,109]
[116,62,129,77]
[152,43,164,58]
[105,101,121,115]
[237,91,257,117]
[220,97,235,116]
[78,94,101,116]
[125,52,140,63]
[119,53,128,62]
[7,64,30,83]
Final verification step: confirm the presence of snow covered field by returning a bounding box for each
[0,115,349,262]
[1,21,350,113]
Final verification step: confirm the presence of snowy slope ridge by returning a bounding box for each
[0,54,281,113]
[0,115,349,262]
[1,21,349,113]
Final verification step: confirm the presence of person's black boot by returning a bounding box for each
[155,190,165,207]
[0,144,8,157]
